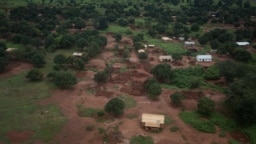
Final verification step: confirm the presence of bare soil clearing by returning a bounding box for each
[19,34,237,144]
[0,62,32,78]
[7,130,33,144]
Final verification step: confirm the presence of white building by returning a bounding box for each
[73,52,83,57]
[196,55,212,62]
[159,55,172,62]
[236,42,250,46]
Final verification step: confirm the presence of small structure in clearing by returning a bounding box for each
[6,48,17,52]
[141,113,165,130]
[73,52,83,57]
[159,55,172,62]
[161,37,172,42]
[236,42,250,47]
[184,41,195,48]
[138,49,145,53]
[196,55,212,62]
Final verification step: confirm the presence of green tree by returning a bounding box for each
[113,33,122,42]
[197,97,215,117]
[30,52,46,67]
[94,71,108,83]
[138,52,148,59]
[76,38,87,49]
[170,92,184,106]
[231,48,252,62]
[151,64,173,83]
[72,58,84,70]
[47,71,77,88]
[0,43,8,71]
[226,74,256,126]
[147,83,162,100]
[54,54,66,65]
[104,97,125,116]
[191,24,200,32]
[93,16,108,30]
[26,69,43,81]
[204,66,221,80]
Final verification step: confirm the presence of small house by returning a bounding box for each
[184,41,195,48]
[148,44,155,48]
[159,55,172,62]
[6,48,17,52]
[236,42,250,46]
[161,37,172,42]
[73,52,83,57]
[196,55,212,62]
[138,49,145,53]
[141,113,165,130]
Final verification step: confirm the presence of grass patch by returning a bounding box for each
[130,135,154,144]
[179,111,216,133]
[144,36,186,54]
[209,113,236,131]
[118,95,137,109]
[76,105,102,117]
[180,111,238,134]
[0,73,65,142]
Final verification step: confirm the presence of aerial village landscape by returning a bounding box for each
[0,0,256,144]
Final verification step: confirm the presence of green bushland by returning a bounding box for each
[172,66,204,88]
[0,73,66,142]
[180,111,237,134]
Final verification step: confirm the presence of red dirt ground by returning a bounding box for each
[0,61,32,78]
[7,130,34,144]
[15,33,242,144]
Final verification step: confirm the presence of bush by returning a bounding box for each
[26,69,43,81]
[179,111,216,133]
[94,71,108,83]
[147,83,162,100]
[47,71,77,88]
[197,97,215,117]
[138,52,148,59]
[204,66,221,80]
[170,92,184,106]
[151,64,173,84]
[97,110,105,117]
[143,78,162,100]
[104,98,125,116]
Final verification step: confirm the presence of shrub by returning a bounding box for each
[26,69,43,81]
[104,98,125,116]
[47,71,77,88]
[170,126,179,132]
[151,64,173,84]
[94,71,108,83]
[197,97,215,117]
[170,92,184,106]
[138,52,148,59]
[147,83,162,100]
